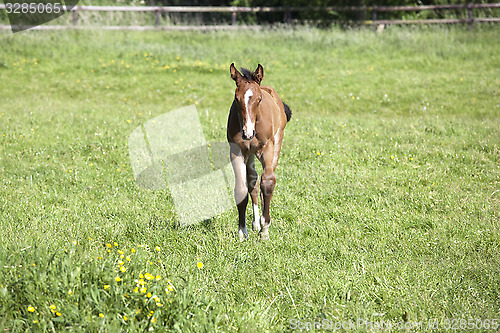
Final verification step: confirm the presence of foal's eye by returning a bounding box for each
[258,97,262,104]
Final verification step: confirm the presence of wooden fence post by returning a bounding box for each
[232,8,237,25]
[72,7,78,26]
[284,7,291,23]
[372,5,377,31]
[155,9,160,26]
[467,3,473,31]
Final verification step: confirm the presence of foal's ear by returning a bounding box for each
[230,63,243,85]
[253,64,264,85]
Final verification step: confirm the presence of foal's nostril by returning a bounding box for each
[243,131,255,140]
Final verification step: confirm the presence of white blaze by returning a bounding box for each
[243,89,254,136]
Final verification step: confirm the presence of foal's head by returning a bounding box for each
[230,63,264,141]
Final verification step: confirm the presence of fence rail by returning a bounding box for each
[0,3,499,31]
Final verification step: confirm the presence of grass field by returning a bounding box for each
[0,25,499,331]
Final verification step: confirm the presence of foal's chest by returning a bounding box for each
[239,134,270,157]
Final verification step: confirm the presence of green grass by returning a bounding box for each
[0,26,499,331]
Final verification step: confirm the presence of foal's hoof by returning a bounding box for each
[238,228,248,242]
[258,230,270,241]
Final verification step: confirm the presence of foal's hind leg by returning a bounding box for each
[258,147,277,241]
[246,155,260,232]
[230,145,248,241]
[259,166,276,241]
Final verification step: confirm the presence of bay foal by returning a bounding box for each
[227,63,291,240]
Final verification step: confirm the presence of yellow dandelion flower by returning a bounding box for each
[123,314,127,321]
[156,303,163,307]
[120,266,126,273]
[156,275,161,281]
[152,316,157,323]
[113,242,118,247]
[139,273,144,279]
[118,250,124,255]
[104,285,110,290]
[131,248,136,253]
[115,276,122,282]
[56,312,61,317]
[49,304,56,310]
[126,256,131,262]
[99,313,104,318]
[106,243,112,248]
[167,284,174,291]
[146,292,152,298]
[133,287,139,293]
[140,287,147,293]
[145,273,153,280]
[155,246,161,252]
[197,261,204,269]
[27,306,35,312]
[118,260,124,266]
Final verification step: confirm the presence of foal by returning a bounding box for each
[227,63,292,240]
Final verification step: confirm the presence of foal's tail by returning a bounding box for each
[283,102,292,122]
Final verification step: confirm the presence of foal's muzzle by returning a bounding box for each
[242,130,255,141]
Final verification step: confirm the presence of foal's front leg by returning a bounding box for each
[230,146,248,241]
[246,155,260,233]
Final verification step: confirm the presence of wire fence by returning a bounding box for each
[0,3,499,31]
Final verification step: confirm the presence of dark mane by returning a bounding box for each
[240,67,254,81]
